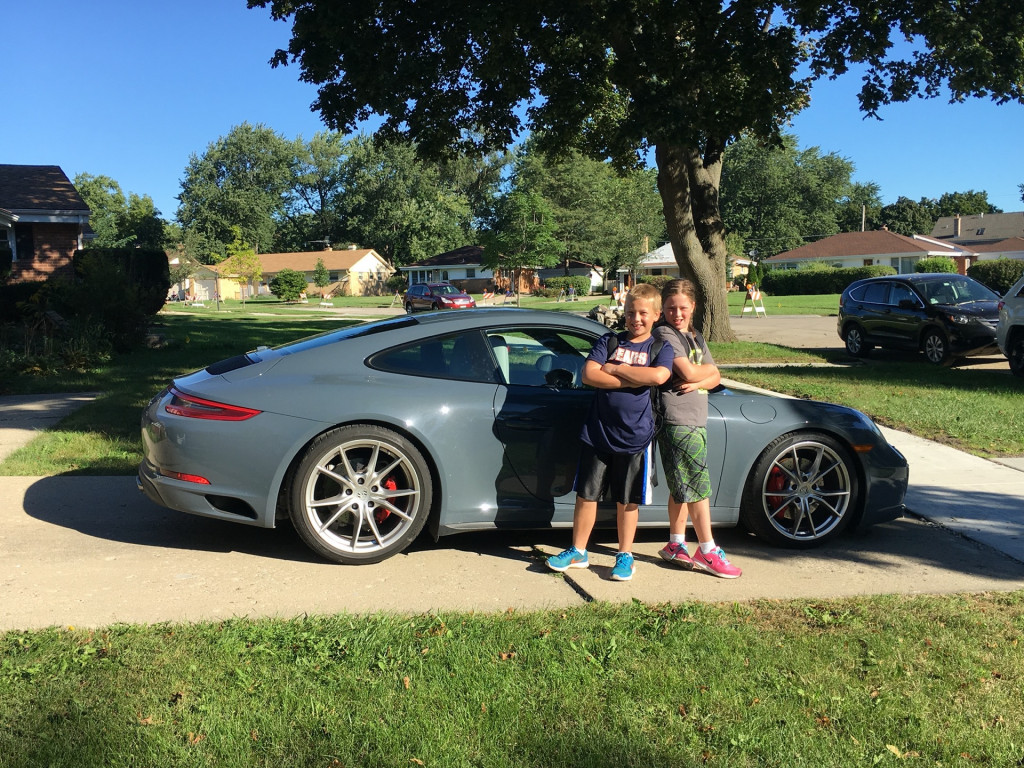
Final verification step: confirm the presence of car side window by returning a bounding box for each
[485,328,594,388]
[370,331,500,383]
[862,282,890,304]
[890,283,917,307]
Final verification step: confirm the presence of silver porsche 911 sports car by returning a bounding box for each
[139,309,908,564]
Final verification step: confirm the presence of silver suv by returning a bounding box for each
[997,272,1024,377]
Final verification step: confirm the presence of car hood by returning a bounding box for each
[930,300,999,318]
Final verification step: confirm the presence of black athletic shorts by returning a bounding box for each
[573,442,654,505]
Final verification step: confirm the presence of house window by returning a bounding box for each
[14,224,34,263]
[330,272,339,281]
[442,271,449,281]
[466,268,476,278]
[976,228,985,236]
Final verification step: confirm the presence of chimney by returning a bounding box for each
[954,214,961,237]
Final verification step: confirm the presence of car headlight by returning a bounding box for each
[947,313,969,325]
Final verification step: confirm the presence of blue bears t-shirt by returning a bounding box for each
[579,331,675,454]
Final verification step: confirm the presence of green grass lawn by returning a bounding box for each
[3,593,1023,767]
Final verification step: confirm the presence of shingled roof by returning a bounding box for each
[0,164,90,212]
[765,230,964,262]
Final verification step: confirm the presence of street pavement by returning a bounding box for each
[1,315,1022,629]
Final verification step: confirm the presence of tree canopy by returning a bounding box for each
[74,173,167,250]
[250,0,1024,340]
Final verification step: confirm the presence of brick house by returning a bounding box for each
[0,165,91,282]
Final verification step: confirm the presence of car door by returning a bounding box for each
[886,281,927,346]
[488,326,674,526]
[852,281,891,343]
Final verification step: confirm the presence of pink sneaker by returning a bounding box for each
[692,547,742,579]
[659,541,694,570]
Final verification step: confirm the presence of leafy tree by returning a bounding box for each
[169,253,200,296]
[177,122,299,260]
[835,182,884,234]
[482,190,560,304]
[721,134,859,259]
[269,267,310,301]
[514,144,663,275]
[879,197,937,237]
[312,257,330,296]
[74,173,167,249]
[335,135,472,266]
[933,190,1001,218]
[222,228,263,304]
[251,0,1024,341]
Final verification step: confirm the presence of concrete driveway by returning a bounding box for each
[1,314,1022,630]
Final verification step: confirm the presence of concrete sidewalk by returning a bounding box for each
[1,392,1022,630]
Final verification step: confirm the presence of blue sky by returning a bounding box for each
[5,0,1023,221]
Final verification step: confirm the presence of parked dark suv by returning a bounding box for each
[838,273,1000,365]
[404,282,477,312]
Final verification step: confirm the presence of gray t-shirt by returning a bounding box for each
[652,323,714,427]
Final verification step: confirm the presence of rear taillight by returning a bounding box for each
[165,386,261,421]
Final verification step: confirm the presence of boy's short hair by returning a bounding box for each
[626,283,662,315]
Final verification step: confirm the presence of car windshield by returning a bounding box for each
[920,278,998,305]
[434,284,460,295]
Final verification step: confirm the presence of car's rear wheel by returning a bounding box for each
[740,432,859,548]
[431,302,441,310]
[921,328,950,365]
[289,425,433,564]
[1008,336,1024,378]
[844,325,871,357]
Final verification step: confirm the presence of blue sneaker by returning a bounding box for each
[610,552,635,581]
[547,546,589,572]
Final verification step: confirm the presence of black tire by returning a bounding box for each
[1008,336,1024,378]
[921,328,949,365]
[405,302,414,314]
[740,432,860,548]
[844,325,871,357]
[289,425,433,564]
[431,302,441,310]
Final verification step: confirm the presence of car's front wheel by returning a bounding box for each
[289,425,433,564]
[844,325,871,357]
[1008,335,1024,378]
[921,328,950,365]
[404,302,414,313]
[740,432,860,547]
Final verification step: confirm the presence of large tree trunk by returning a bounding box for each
[655,143,736,343]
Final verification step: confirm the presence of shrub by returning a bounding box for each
[49,251,150,351]
[635,274,675,292]
[269,268,309,301]
[386,274,409,293]
[0,281,44,324]
[915,257,957,273]
[760,264,895,295]
[543,275,592,296]
[73,248,170,316]
[967,258,1024,295]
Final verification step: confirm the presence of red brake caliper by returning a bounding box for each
[766,466,787,517]
[375,477,397,524]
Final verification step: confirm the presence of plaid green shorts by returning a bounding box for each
[657,425,711,503]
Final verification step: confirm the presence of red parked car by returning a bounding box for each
[403,282,477,312]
